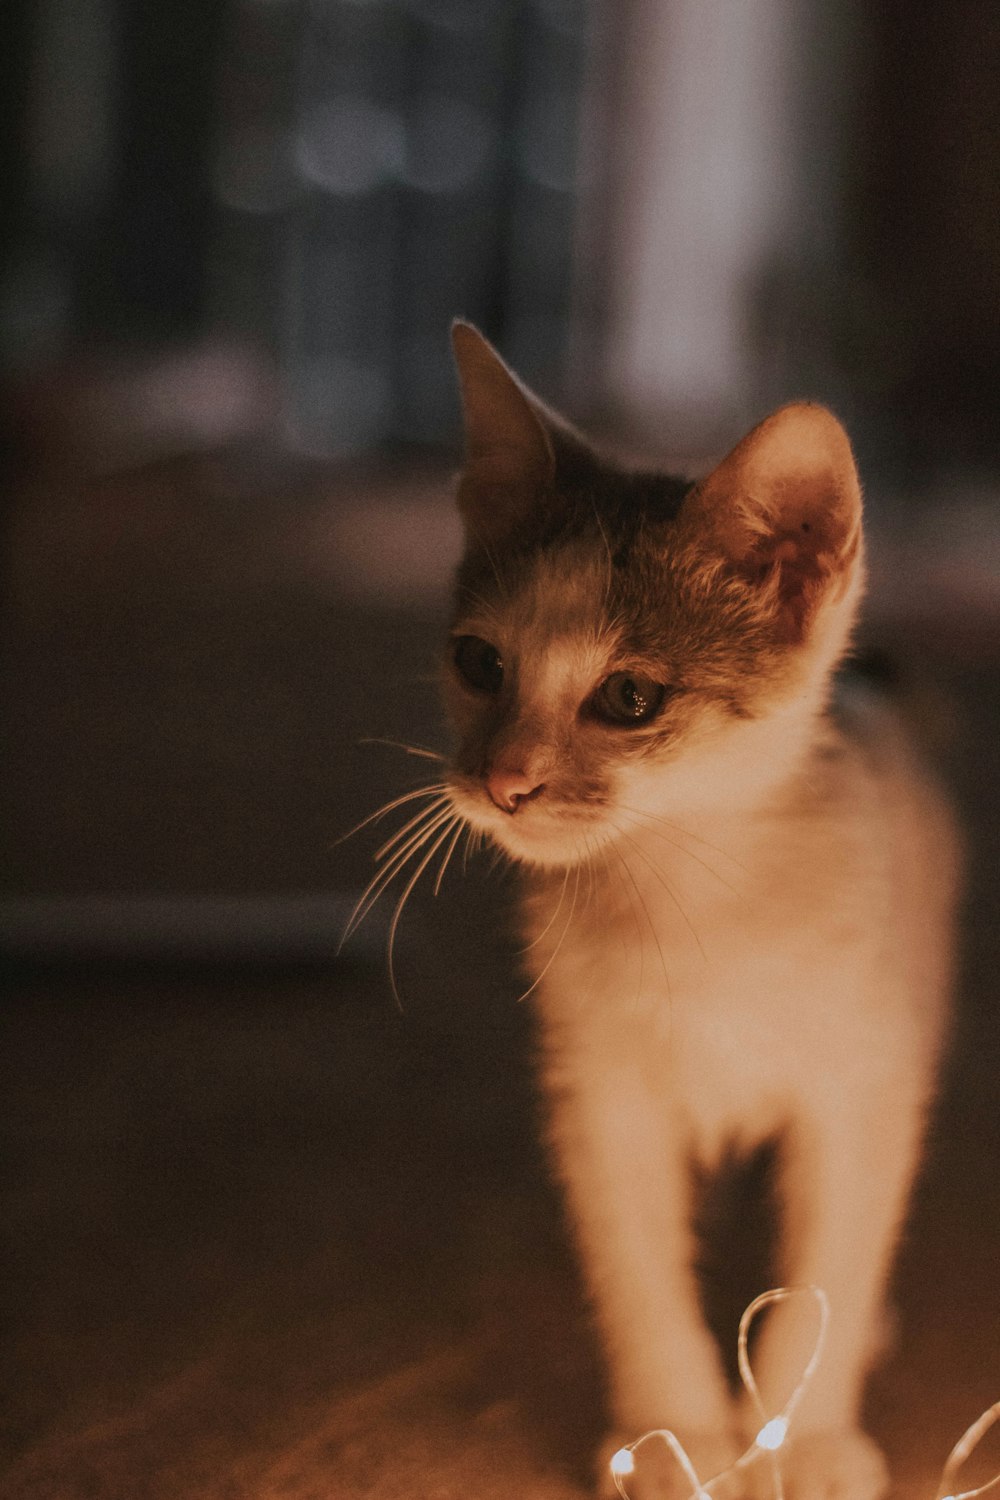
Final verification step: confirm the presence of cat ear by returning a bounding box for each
[687,402,863,644]
[451,321,568,544]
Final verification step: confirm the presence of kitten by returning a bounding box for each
[439,323,959,1500]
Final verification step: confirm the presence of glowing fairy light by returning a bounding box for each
[738,1283,829,1497]
[609,1447,635,1479]
[609,1286,1000,1500]
[755,1416,789,1452]
[609,1427,710,1500]
[610,1286,826,1499]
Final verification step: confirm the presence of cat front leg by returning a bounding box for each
[742,1093,929,1500]
[542,1040,740,1497]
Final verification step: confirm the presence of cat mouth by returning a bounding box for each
[447,782,608,868]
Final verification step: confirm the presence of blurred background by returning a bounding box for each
[3,0,998,468]
[2,3,999,1498]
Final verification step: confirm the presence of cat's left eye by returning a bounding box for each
[591,671,667,727]
[453,634,504,694]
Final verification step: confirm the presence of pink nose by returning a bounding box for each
[486,768,546,814]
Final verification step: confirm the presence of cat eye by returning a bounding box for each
[453,634,504,694]
[591,671,667,727]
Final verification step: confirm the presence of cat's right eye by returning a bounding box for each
[591,670,667,726]
[453,635,504,694]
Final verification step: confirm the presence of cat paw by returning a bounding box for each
[746,1428,889,1500]
[597,1428,742,1500]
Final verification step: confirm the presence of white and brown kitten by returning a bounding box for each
[438,323,959,1500]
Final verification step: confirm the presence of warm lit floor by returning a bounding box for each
[2,445,999,1499]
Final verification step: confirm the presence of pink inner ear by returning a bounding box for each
[747,522,860,643]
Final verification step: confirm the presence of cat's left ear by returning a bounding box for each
[687,402,863,644]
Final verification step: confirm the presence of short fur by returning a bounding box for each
[441,323,960,1500]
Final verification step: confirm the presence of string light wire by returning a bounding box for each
[732,1286,828,1500]
[610,1286,827,1500]
[936,1401,1000,1500]
[610,1428,710,1500]
[610,1287,1000,1500]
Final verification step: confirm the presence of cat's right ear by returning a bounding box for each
[684,402,864,647]
[450,321,557,545]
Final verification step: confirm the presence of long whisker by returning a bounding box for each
[516,860,581,1004]
[341,804,454,948]
[610,844,648,1001]
[521,864,570,953]
[603,845,645,1007]
[582,835,599,914]
[463,826,488,873]
[481,537,509,603]
[433,817,466,897]
[334,782,449,848]
[617,804,747,893]
[589,492,614,608]
[375,792,452,861]
[386,817,461,1009]
[628,806,748,872]
[618,844,675,1003]
[455,585,503,623]
[368,803,453,892]
[359,737,445,762]
[361,803,456,919]
[465,521,510,602]
[612,822,707,962]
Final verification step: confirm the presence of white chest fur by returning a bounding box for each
[524,711,958,1464]
[532,710,954,1143]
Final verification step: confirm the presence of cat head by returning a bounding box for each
[443,323,864,870]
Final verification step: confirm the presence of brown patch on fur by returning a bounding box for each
[448,462,805,817]
[447,332,864,830]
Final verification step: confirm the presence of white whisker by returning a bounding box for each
[359,737,445,762]
[617,804,747,894]
[521,865,571,953]
[608,838,673,1008]
[375,792,453,861]
[517,861,581,1003]
[433,818,466,897]
[456,585,503,623]
[465,521,510,603]
[609,844,648,1002]
[341,804,454,948]
[369,803,453,889]
[334,782,449,848]
[582,836,599,914]
[612,822,707,962]
[589,492,614,608]
[364,802,455,905]
[386,816,461,1008]
[597,846,629,960]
